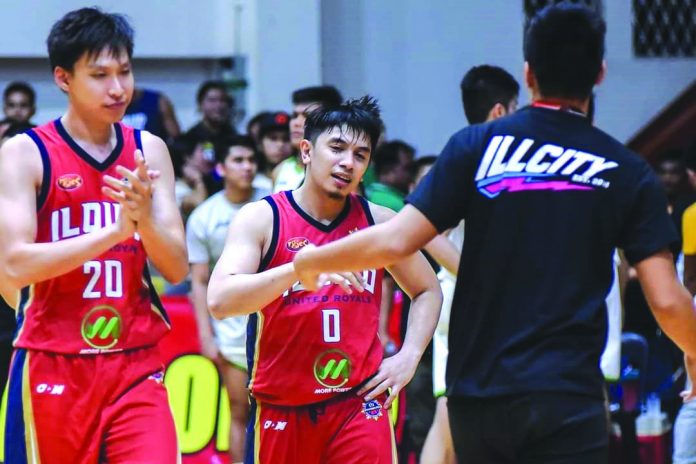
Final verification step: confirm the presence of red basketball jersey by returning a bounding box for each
[13,120,170,354]
[248,191,384,406]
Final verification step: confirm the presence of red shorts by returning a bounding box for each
[3,347,179,463]
[245,393,397,464]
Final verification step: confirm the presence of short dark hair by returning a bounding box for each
[373,140,416,177]
[657,149,685,170]
[412,155,438,175]
[196,80,230,105]
[524,2,605,101]
[304,96,382,153]
[47,7,134,72]
[246,111,272,135]
[214,135,257,164]
[4,82,36,106]
[460,65,519,124]
[292,86,343,107]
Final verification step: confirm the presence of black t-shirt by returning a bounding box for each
[407,106,677,399]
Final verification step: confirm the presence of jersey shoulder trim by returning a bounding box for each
[25,129,51,212]
[259,196,280,272]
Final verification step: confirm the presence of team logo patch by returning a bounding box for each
[313,349,352,388]
[286,237,310,252]
[56,173,83,191]
[362,399,383,421]
[148,371,165,385]
[80,305,122,350]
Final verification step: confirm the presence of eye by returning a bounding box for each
[330,145,342,153]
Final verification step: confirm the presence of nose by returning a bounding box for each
[108,76,125,99]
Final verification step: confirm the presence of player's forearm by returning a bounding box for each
[296,223,411,276]
[378,278,395,341]
[138,217,188,284]
[424,234,460,275]
[398,286,442,363]
[191,277,215,341]
[651,284,696,357]
[5,223,129,289]
[207,263,297,318]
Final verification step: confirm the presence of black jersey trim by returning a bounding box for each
[357,195,376,226]
[25,130,52,212]
[54,119,124,172]
[258,196,280,272]
[142,264,171,326]
[134,128,143,153]
[284,190,352,232]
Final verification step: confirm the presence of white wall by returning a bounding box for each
[323,0,696,154]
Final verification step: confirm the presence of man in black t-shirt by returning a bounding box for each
[294,4,696,463]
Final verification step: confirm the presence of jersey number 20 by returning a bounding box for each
[83,260,123,299]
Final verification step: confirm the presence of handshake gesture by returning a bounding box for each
[102,149,159,238]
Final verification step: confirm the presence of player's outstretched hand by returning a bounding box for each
[681,354,696,403]
[358,349,419,410]
[102,150,159,223]
[317,272,365,294]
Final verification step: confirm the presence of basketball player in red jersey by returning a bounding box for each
[207,96,442,464]
[0,8,187,463]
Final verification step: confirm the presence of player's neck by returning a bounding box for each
[531,94,589,114]
[224,184,253,204]
[61,109,114,146]
[293,184,346,224]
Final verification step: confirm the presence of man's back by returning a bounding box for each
[409,104,676,398]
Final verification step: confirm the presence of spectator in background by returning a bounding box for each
[1,81,36,139]
[459,64,519,124]
[272,85,342,192]
[185,80,237,151]
[254,111,291,190]
[123,87,181,144]
[187,135,269,462]
[366,140,415,211]
[170,135,210,219]
[246,110,272,144]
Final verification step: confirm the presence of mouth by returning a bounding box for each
[331,173,352,187]
[105,101,127,110]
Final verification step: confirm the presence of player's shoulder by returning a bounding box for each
[362,198,397,225]
[234,197,275,230]
[0,132,42,171]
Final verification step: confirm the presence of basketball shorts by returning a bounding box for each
[3,346,180,463]
[245,392,396,464]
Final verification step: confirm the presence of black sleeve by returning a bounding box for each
[618,165,679,265]
[406,130,474,233]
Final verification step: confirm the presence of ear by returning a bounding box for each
[595,60,607,86]
[215,162,224,177]
[299,139,312,166]
[487,103,506,121]
[53,67,71,94]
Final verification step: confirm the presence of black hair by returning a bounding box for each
[214,135,258,164]
[657,149,685,169]
[304,96,382,153]
[47,7,134,72]
[524,2,605,101]
[196,81,230,105]
[292,86,343,107]
[246,111,272,135]
[373,140,416,177]
[411,155,438,175]
[4,82,36,106]
[460,65,519,124]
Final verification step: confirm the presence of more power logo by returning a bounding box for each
[81,305,122,350]
[313,349,351,389]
